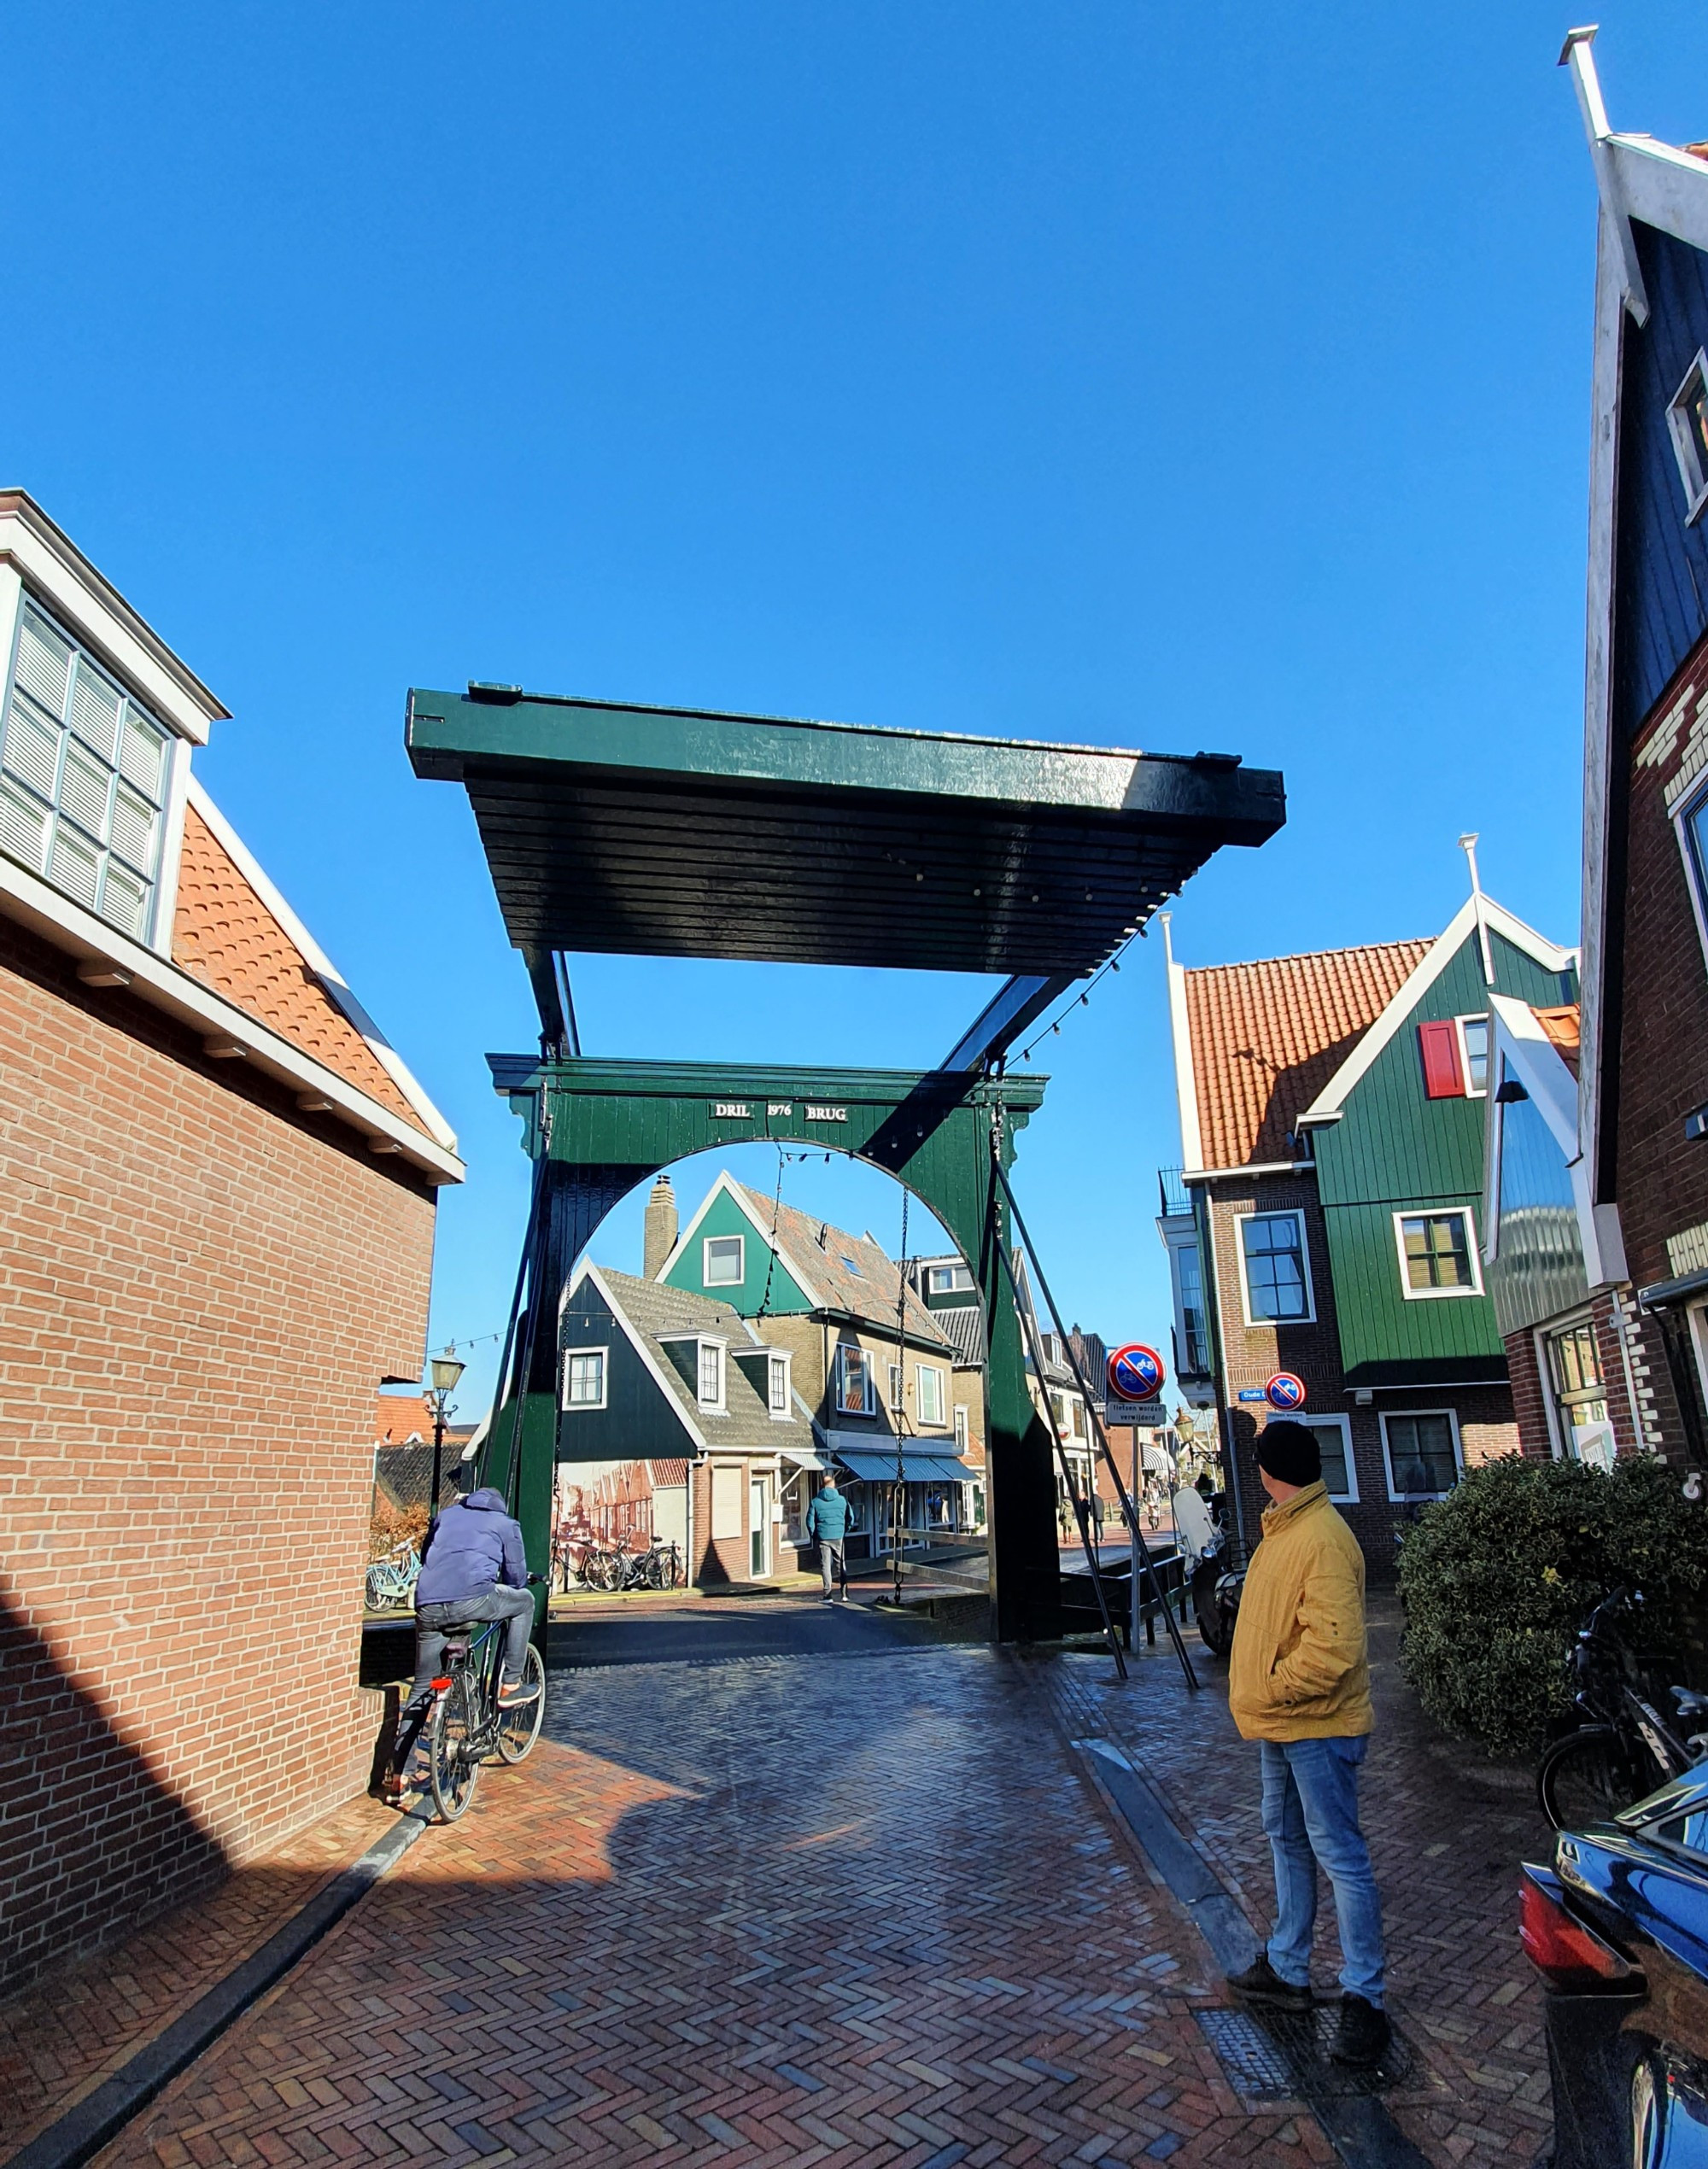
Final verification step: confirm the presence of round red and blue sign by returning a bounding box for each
[1108,1343,1166,1402]
[1265,1371,1307,1412]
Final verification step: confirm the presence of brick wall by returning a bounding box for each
[0,922,436,1995]
[1204,1176,1517,1563]
[1505,1293,1651,1464]
[1617,651,1708,1459]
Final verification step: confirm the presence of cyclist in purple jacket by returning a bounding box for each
[407,1487,538,1710]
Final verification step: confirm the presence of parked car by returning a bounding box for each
[1523,1765,1708,2165]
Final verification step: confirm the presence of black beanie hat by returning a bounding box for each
[1255,1420,1321,1488]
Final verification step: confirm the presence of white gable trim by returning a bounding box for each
[1160,915,1203,1173]
[573,1260,709,1454]
[1559,36,1708,1203]
[1484,995,1628,1290]
[187,779,458,1154]
[656,1169,827,1309]
[1487,996,1579,1161]
[1296,897,1574,1129]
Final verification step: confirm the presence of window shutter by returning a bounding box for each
[1418,1020,1465,1098]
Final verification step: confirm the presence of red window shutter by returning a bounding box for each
[1418,1020,1465,1099]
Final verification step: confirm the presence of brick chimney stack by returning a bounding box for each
[643,1172,678,1279]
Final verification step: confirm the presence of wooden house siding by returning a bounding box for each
[664,1186,811,1313]
[557,1285,697,1464]
[1313,932,1567,1381]
[1614,220,1708,745]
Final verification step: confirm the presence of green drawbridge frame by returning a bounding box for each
[407,681,1284,1645]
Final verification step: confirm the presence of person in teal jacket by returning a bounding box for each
[805,1476,851,1601]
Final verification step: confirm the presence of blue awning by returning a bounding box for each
[836,1450,975,1485]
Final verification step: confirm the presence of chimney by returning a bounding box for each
[643,1173,678,1279]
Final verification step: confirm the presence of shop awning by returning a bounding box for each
[781,1445,829,1470]
[836,1449,976,1485]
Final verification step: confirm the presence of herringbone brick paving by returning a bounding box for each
[1023,1591,1553,2166]
[91,1629,1344,2166]
[0,1787,395,2155]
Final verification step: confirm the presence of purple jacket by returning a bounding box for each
[415,1488,529,1607]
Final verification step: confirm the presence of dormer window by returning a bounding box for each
[697,1340,724,1411]
[0,600,175,940]
[1668,349,1708,523]
[768,1353,789,1415]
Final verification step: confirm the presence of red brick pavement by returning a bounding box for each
[92,1640,1348,2167]
[1024,1591,1553,2166]
[0,1788,395,2157]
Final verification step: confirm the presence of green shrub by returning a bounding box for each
[1395,1453,1708,1755]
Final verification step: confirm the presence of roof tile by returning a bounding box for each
[173,804,428,1132]
[1184,938,1433,1170]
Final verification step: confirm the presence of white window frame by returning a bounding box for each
[0,596,178,947]
[1236,1208,1316,1327]
[954,1403,969,1453]
[926,1263,974,1295]
[1261,1411,1357,1505]
[1668,348,1708,523]
[1379,1406,1464,1502]
[1454,1014,1491,1099]
[837,1343,874,1416]
[562,1346,608,1412]
[702,1233,745,1289]
[767,1351,792,1418]
[887,1360,904,1415]
[916,1363,945,1427]
[1391,1207,1484,1301]
[696,1338,727,1413]
[1674,776,1708,979]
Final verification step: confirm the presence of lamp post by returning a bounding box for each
[427,1348,465,1523]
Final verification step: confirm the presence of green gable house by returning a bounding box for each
[652,1172,984,1565]
[1156,892,1576,1561]
[558,1260,815,1587]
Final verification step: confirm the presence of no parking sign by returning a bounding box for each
[1108,1343,1166,1402]
[1265,1371,1307,1412]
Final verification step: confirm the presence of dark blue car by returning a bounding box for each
[1524,1765,1708,2166]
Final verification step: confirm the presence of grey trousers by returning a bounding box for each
[411,1585,535,1700]
[818,1540,845,1593]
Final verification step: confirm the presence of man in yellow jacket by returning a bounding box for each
[1225,1420,1389,2069]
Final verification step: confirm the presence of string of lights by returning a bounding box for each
[1015,926,1144,1064]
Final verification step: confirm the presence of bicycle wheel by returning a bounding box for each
[496,1643,547,1763]
[428,1672,483,1821]
[1538,1725,1645,1831]
[365,1564,385,1611]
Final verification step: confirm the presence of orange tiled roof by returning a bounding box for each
[1533,1003,1582,1078]
[1184,938,1433,1171]
[173,804,429,1133]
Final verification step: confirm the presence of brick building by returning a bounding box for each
[0,493,460,1995]
[1158,893,1574,1560]
[1564,36,1708,1466]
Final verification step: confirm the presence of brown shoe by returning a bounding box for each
[1225,1954,1311,2011]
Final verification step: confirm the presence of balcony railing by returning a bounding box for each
[1157,1166,1192,1219]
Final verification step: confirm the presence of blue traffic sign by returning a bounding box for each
[1108,1343,1166,1401]
[1265,1371,1307,1412]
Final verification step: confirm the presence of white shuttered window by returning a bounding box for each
[0,602,173,941]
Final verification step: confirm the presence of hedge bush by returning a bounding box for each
[1395,1453,1708,1756]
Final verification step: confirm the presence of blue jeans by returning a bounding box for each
[1259,1735,1385,2006]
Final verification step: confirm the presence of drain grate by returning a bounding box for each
[1196,2006,1411,2102]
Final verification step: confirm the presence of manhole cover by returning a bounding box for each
[1196,2006,1411,2101]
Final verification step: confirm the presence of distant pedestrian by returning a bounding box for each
[805,1476,851,1602]
[1224,1421,1389,2069]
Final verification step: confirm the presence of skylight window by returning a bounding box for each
[1668,349,1708,523]
[841,1255,863,1277]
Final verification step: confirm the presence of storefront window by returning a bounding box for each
[781,1467,810,1545]
[1546,1319,1615,1469]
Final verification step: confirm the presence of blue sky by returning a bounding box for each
[8,4,1699,1419]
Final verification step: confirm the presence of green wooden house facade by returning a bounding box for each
[1162,893,1576,1560]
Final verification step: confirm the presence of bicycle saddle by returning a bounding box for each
[439,1634,472,1658]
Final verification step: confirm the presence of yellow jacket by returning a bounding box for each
[1227,1481,1373,1742]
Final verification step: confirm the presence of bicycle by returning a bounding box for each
[1536,1586,1708,1830]
[424,1605,548,1821]
[365,1542,420,1612]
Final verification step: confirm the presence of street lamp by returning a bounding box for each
[427,1349,465,1523]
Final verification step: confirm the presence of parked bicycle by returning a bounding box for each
[424,1605,548,1821]
[1536,1586,1708,1830]
[365,1541,420,1613]
[580,1537,681,1593]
